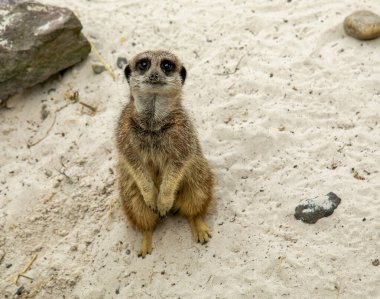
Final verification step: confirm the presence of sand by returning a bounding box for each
[1,0,379,298]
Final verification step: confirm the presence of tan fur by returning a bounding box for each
[116,50,214,257]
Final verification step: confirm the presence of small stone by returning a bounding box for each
[15,286,25,296]
[344,10,380,40]
[6,263,12,268]
[92,64,106,74]
[44,169,53,177]
[53,180,61,188]
[294,192,341,224]
[125,249,131,255]
[116,57,128,69]
[372,259,379,266]
[228,89,236,96]
[41,104,49,120]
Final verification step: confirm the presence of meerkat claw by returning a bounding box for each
[189,217,212,244]
[145,202,156,212]
[150,207,158,214]
[138,230,153,258]
[137,248,152,258]
[197,229,212,244]
[158,210,169,219]
[157,200,172,218]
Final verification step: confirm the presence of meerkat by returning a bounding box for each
[116,50,214,257]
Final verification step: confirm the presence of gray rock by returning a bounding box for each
[92,64,106,74]
[0,2,91,101]
[344,10,380,40]
[294,192,341,224]
[1,0,24,4]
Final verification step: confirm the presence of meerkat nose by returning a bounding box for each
[149,72,160,82]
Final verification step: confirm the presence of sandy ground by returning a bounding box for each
[1,0,380,298]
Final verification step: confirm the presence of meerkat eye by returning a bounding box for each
[161,60,175,73]
[137,59,150,71]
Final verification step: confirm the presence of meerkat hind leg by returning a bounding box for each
[188,216,212,244]
[138,230,153,258]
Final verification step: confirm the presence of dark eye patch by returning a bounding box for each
[161,59,175,73]
[136,58,150,71]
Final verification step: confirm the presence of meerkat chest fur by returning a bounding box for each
[134,93,171,124]
[130,115,173,156]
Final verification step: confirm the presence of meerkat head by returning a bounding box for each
[124,50,186,97]
[124,50,187,121]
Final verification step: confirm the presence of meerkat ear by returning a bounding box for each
[180,66,187,85]
[124,65,131,83]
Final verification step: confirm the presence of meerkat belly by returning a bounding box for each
[146,155,166,190]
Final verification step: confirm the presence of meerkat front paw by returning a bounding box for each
[156,194,175,218]
[142,185,158,212]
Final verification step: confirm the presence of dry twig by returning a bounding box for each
[215,55,246,76]
[13,254,38,285]
[79,101,97,114]
[90,41,116,80]
[27,113,57,148]
[335,281,341,299]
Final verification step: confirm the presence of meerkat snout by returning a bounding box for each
[149,72,160,83]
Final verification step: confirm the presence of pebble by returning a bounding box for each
[40,104,49,120]
[372,259,379,266]
[92,64,106,74]
[16,286,25,296]
[294,192,341,224]
[344,10,380,40]
[44,169,53,177]
[228,89,236,96]
[116,57,128,69]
